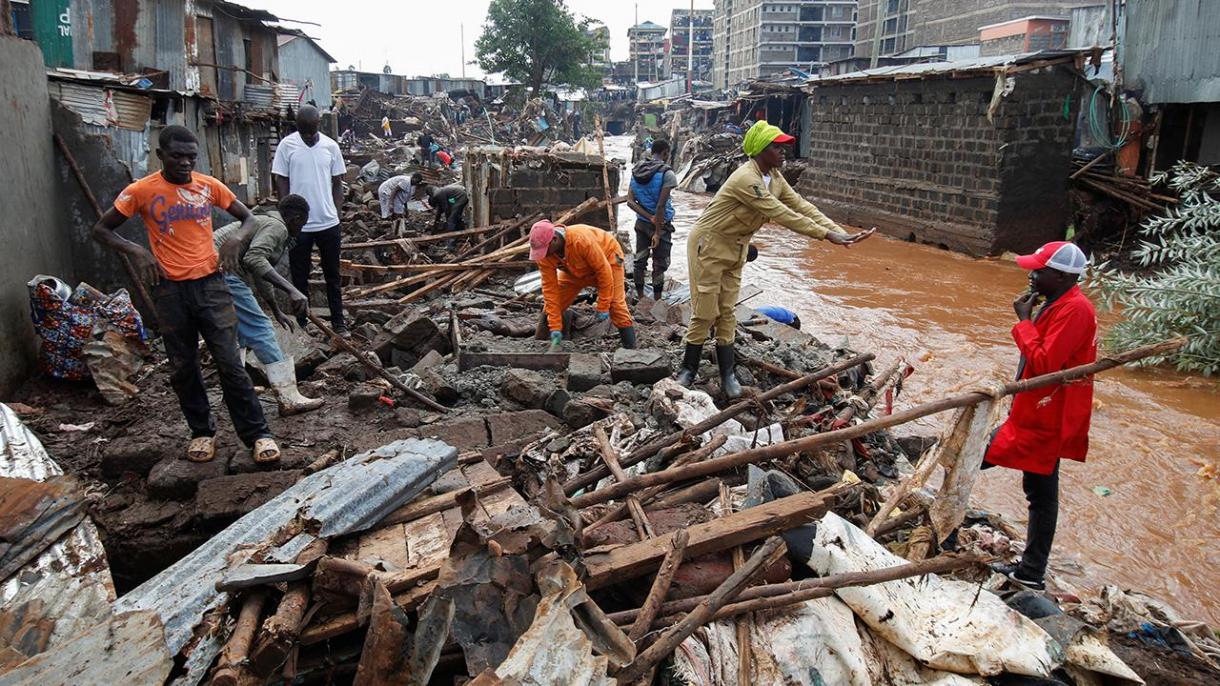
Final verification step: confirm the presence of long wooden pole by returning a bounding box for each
[305,312,449,413]
[606,553,981,626]
[573,339,1186,508]
[53,133,159,327]
[564,353,874,495]
[614,537,786,684]
[626,529,688,643]
[594,424,655,540]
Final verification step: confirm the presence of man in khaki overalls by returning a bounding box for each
[677,121,874,398]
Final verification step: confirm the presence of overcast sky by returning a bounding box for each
[257,0,714,78]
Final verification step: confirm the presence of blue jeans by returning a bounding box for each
[224,273,285,365]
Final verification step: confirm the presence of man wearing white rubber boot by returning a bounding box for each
[213,194,324,416]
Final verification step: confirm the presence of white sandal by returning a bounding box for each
[186,436,216,463]
[253,437,281,464]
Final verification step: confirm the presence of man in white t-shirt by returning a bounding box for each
[273,105,348,333]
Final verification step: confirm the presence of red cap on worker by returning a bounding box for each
[1015,241,1087,274]
[773,132,796,144]
[528,220,556,261]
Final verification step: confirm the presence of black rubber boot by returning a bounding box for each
[716,344,742,399]
[652,284,663,300]
[675,343,702,387]
[618,326,637,349]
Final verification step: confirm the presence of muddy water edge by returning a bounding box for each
[607,135,1220,624]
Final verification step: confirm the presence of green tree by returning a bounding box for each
[1087,161,1220,375]
[476,0,604,97]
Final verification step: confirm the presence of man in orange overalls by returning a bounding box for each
[528,220,636,351]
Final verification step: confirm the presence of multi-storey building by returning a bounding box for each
[585,24,613,81]
[628,20,668,83]
[712,1,857,89]
[668,9,714,85]
[854,0,1081,62]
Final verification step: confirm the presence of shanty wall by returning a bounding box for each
[0,38,76,395]
[465,149,621,230]
[797,67,1079,256]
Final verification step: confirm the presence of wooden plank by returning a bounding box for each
[404,511,451,569]
[458,351,571,372]
[582,486,849,590]
[356,523,411,570]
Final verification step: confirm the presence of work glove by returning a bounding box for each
[594,311,610,322]
[548,330,563,352]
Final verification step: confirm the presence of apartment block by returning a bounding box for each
[855,0,1080,60]
[668,9,714,84]
[629,21,669,83]
[712,1,857,90]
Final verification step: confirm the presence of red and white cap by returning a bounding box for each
[528,220,556,261]
[1015,241,1087,275]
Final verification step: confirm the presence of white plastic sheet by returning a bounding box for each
[808,512,1062,677]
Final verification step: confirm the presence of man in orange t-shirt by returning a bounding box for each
[93,125,279,465]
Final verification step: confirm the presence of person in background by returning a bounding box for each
[418,131,435,166]
[676,121,874,398]
[378,172,423,220]
[626,139,677,301]
[92,125,280,464]
[423,184,469,233]
[984,241,1097,592]
[528,220,636,352]
[273,105,348,334]
[212,195,324,416]
[381,116,392,137]
[436,149,455,168]
[754,305,801,329]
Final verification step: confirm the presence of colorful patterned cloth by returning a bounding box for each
[28,277,147,381]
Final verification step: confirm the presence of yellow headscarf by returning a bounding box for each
[742,120,787,157]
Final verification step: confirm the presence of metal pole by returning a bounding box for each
[460,23,466,78]
[688,0,695,93]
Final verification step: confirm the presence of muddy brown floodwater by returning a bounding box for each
[607,135,1220,624]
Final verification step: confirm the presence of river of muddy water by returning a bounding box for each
[606,135,1220,623]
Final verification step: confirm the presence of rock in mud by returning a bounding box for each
[146,455,228,500]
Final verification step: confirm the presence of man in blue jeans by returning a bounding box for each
[212,194,324,416]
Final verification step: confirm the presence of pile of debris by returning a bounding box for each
[4,252,1216,685]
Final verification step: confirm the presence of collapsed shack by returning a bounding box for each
[464,147,622,229]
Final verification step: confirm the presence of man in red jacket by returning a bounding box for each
[986,241,1096,591]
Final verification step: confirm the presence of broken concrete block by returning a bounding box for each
[147,455,228,500]
[610,348,671,385]
[194,471,302,525]
[227,446,311,474]
[348,383,385,411]
[543,388,571,416]
[501,368,551,407]
[418,369,460,405]
[487,410,561,446]
[314,352,366,381]
[411,349,445,373]
[563,398,613,430]
[566,353,604,392]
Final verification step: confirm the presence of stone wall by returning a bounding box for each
[796,66,1078,256]
[466,149,621,229]
[0,37,76,395]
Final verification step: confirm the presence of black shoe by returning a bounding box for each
[618,326,637,349]
[652,284,663,300]
[716,344,742,399]
[991,562,1046,591]
[675,343,702,387]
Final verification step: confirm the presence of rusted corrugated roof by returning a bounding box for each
[48,81,153,131]
[0,475,86,582]
[0,404,115,674]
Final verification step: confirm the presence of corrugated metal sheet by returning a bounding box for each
[114,438,457,656]
[50,81,152,131]
[49,81,109,126]
[274,82,302,108]
[1123,0,1220,104]
[243,83,274,107]
[108,89,153,130]
[0,404,116,668]
[0,610,170,685]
